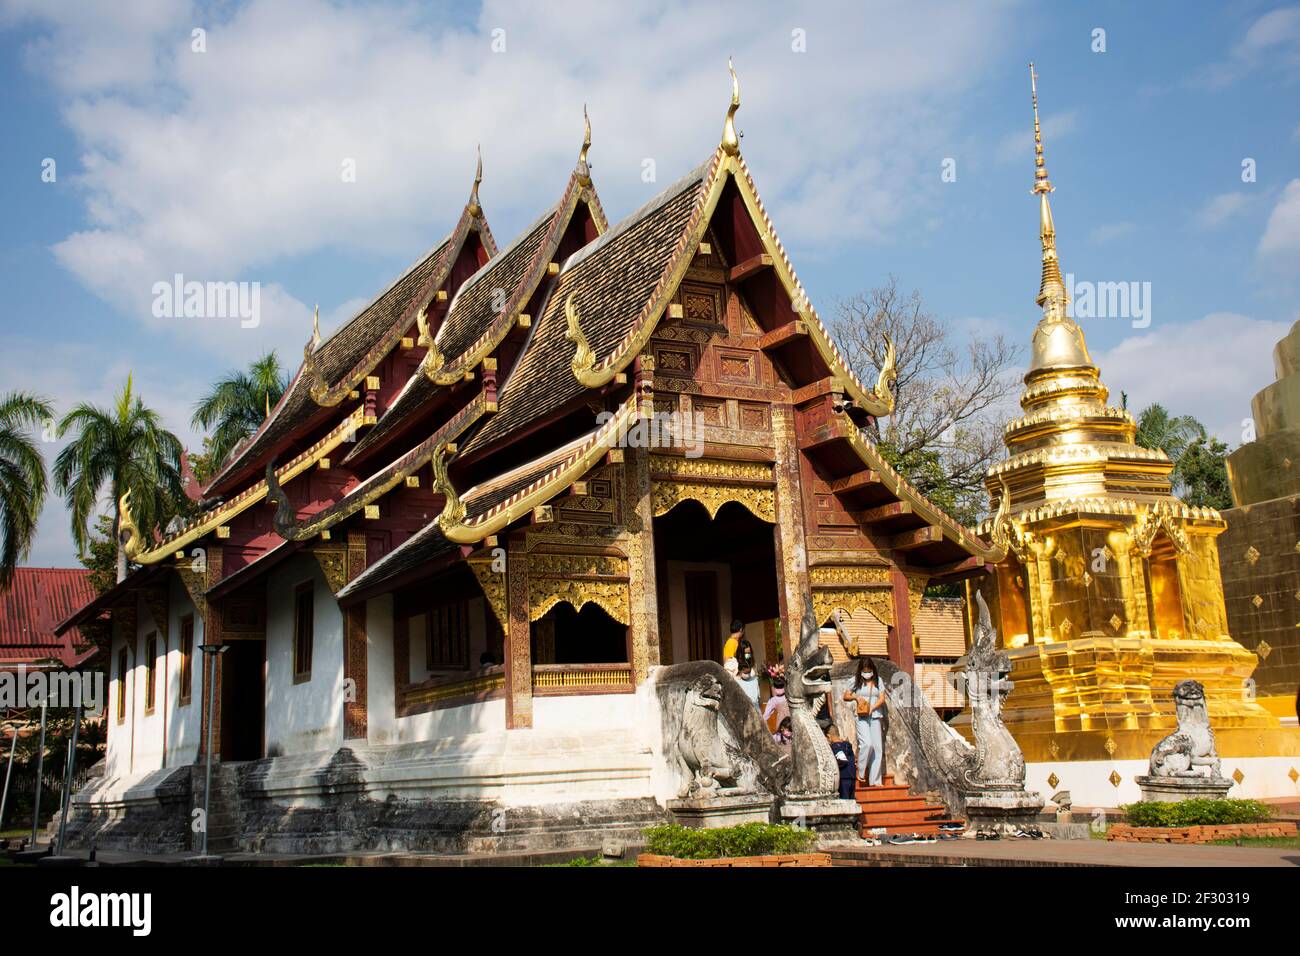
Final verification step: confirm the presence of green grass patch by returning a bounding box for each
[642,822,818,860]
[1120,799,1272,828]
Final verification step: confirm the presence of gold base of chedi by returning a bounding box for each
[952,636,1300,762]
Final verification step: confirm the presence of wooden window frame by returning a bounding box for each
[143,632,157,714]
[116,646,129,724]
[293,581,314,683]
[178,614,194,705]
[425,598,470,671]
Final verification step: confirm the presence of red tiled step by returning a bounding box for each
[854,775,965,837]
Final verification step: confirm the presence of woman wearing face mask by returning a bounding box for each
[843,657,886,786]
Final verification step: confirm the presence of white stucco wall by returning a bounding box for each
[164,576,203,767]
[264,555,344,757]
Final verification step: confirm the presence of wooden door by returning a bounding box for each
[684,571,720,662]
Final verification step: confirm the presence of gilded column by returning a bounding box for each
[505,533,533,728]
[198,544,223,760]
[343,531,368,740]
[771,403,810,656]
[622,445,659,681]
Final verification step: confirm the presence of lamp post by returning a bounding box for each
[197,644,228,859]
[0,723,17,830]
[29,698,47,847]
[55,701,83,855]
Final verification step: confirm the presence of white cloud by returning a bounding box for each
[1258,178,1300,271]
[1195,192,1254,229]
[1193,6,1300,88]
[5,0,1021,359]
[1093,312,1289,443]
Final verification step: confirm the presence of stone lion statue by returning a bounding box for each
[1148,680,1223,779]
[677,674,738,797]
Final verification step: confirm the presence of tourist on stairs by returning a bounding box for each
[845,657,887,786]
[826,724,856,799]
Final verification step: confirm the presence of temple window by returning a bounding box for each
[293,582,314,681]
[426,599,471,670]
[144,632,157,714]
[116,646,129,723]
[532,603,629,665]
[178,615,194,705]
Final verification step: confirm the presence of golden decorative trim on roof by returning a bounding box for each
[564,293,599,385]
[418,175,605,388]
[433,397,643,544]
[124,407,365,565]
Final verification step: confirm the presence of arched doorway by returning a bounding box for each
[652,499,780,666]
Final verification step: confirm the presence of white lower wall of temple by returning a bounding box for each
[1026,757,1300,810]
[164,576,203,768]
[264,555,344,757]
[105,587,204,778]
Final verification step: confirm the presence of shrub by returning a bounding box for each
[1121,798,1271,828]
[643,822,818,859]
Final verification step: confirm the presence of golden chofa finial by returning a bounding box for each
[721,58,740,156]
[1029,62,1052,196]
[576,105,592,185]
[468,146,483,218]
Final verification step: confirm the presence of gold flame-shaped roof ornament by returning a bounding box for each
[468,146,483,218]
[576,104,592,186]
[721,58,740,156]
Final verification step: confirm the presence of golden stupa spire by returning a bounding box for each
[721,58,740,155]
[1029,63,1067,315]
[468,146,483,218]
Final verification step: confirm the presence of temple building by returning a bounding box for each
[56,70,1008,852]
[961,66,1300,807]
[1218,320,1300,720]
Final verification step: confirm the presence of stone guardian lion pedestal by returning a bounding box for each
[1135,680,1234,803]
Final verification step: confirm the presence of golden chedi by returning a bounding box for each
[956,67,1298,801]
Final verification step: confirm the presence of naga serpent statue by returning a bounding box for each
[961,589,1028,790]
[785,599,838,798]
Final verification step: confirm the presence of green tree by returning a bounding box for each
[191,351,287,480]
[0,392,55,588]
[832,277,1022,524]
[1178,437,1234,510]
[53,375,184,583]
[1134,403,1206,467]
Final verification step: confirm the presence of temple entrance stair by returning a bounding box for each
[855,775,965,837]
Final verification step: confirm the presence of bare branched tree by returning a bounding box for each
[832,276,1022,524]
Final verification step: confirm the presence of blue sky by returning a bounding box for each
[2,0,1298,566]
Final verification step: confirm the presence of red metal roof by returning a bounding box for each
[0,568,98,668]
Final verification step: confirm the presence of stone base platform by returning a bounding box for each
[667,793,775,828]
[1135,774,1234,802]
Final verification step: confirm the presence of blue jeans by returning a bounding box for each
[856,717,883,785]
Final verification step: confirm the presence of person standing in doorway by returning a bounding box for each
[721,620,744,664]
[737,661,762,710]
[844,657,886,786]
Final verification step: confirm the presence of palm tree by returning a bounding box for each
[1134,403,1208,490]
[191,351,288,476]
[54,375,184,583]
[0,392,54,588]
